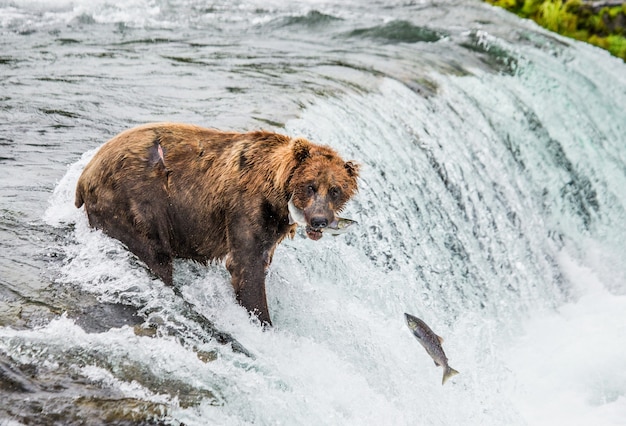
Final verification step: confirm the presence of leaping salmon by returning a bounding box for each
[405,312,459,385]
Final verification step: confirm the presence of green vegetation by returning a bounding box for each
[485,0,626,61]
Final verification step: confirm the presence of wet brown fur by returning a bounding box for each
[75,123,359,325]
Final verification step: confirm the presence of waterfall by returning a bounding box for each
[1,0,625,424]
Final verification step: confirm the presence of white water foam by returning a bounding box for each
[507,248,626,425]
[0,0,162,29]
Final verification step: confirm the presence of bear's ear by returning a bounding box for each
[293,138,311,163]
[344,161,360,178]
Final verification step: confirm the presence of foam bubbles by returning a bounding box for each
[506,249,626,425]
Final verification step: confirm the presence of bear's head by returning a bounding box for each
[288,137,360,240]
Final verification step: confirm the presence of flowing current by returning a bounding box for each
[1,1,625,424]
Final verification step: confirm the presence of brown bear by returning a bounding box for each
[75,123,359,326]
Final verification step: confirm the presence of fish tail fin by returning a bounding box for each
[442,366,460,385]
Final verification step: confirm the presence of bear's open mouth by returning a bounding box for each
[305,226,323,241]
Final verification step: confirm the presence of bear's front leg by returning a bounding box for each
[226,221,273,326]
[226,251,271,326]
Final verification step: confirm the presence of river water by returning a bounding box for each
[1,0,625,425]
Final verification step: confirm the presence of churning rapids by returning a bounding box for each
[1,0,625,425]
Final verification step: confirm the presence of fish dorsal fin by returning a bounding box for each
[436,335,444,344]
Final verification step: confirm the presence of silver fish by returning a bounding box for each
[405,313,459,385]
[323,217,357,236]
[288,196,357,236]
[288,196,307,227]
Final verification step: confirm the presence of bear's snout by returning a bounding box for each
[310,216,328,229]
[304,209,334,241]
[303,200,335,235]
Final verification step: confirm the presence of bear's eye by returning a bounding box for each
[306,184,316,196]
[329,187,340,200]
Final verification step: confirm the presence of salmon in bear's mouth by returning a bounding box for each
[288,196,325,241]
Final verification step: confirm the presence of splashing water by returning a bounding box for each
[1,0,625,424]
